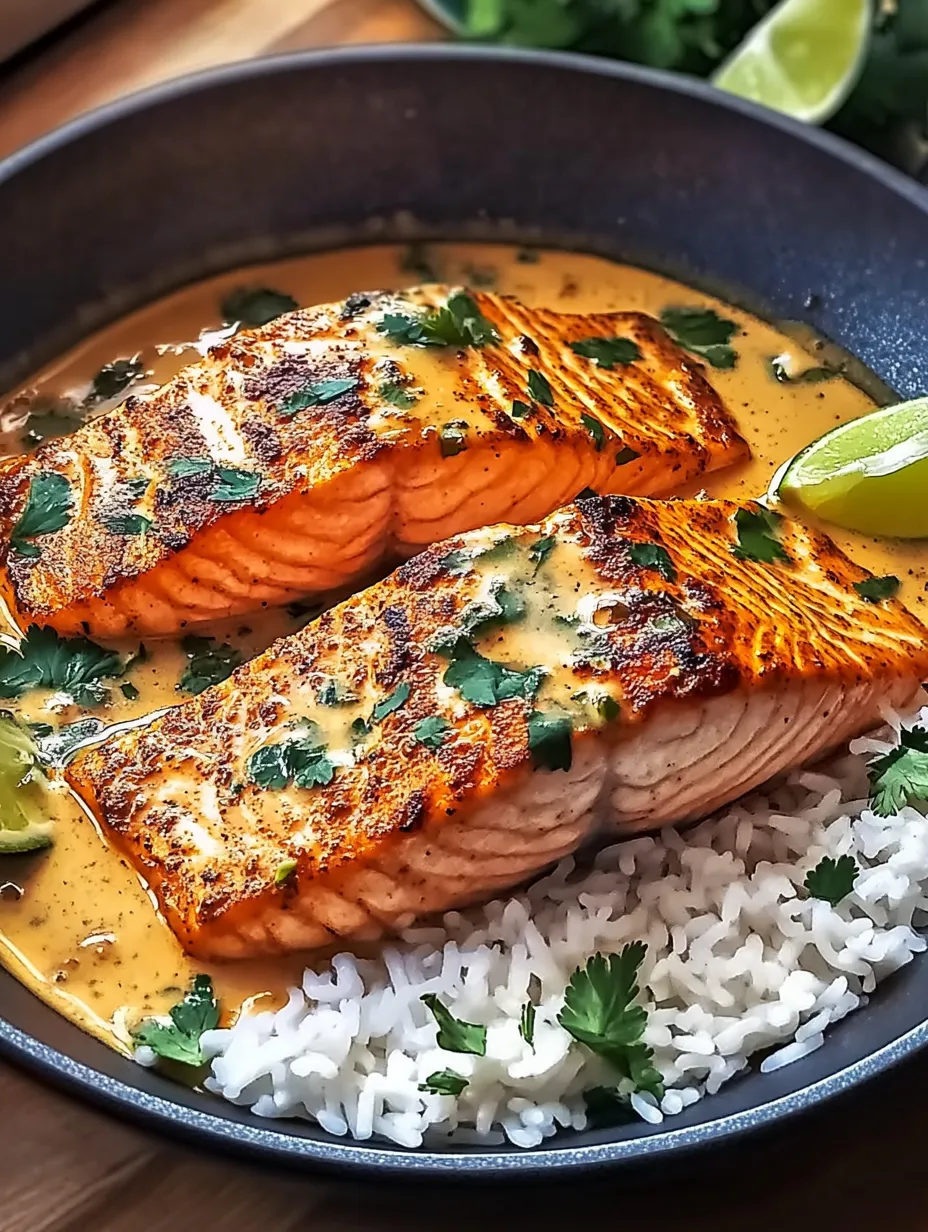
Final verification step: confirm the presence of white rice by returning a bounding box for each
[191,703,928,1149]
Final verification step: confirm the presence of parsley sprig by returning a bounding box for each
[178,635,242,695]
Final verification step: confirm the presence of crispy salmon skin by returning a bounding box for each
[68,495,928,960]
[0,287,747,637]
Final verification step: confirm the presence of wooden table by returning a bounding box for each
[1,3,927,1227]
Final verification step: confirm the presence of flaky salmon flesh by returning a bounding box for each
[68,495,928,961]
[0,287,747,638]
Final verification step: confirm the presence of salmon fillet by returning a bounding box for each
[0,287,747,638]
[68,494,928,960]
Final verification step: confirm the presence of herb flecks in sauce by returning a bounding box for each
[221,287,298,328]
[91,358,146,403]
[177,636,243,695]
[0,626,124,705]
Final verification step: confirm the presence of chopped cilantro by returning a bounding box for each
[279,377,358,417]
[442,639,544,708]
[419,1070,469,1097]
[166,457,213,480]
[421,291,498,348]
[528,710,573,771]
[439,420,469,457]
[378,312,428,345]
[317,677,357,706]
[529,534,556,572]
[421,993,487,1055]
[660,306,738,370]
[371,682,411,722]
[868,724,928,816]
[91,358,145,402]
[573,688,621,725]
[247,734,335,791]
[768,356,838,384]
[120,681,140,701]
[557,944,662,1098]
[732,505,790,565]
[178,635,242,695]
[0,625,123,705]
[221,286,298,328]
[519,1000,536,1045]
[102,514,152,536]
[414,715,451,749]
[615,445,640,465]
[19,396,84,448]
[10,472,74,557]
[516,247,540,264]
[628,541,676,582]
[527,369,554,406]
[511,399,532,419]
[275,858,298,885]
[132,974,219,1067]
[854,575,900,603]
[209,467,261,503]
[803,854,858,906]
[580,414,606,451]
[379,380,419,410]
[570,336,641,368]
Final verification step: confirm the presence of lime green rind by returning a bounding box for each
[0,714,55,855]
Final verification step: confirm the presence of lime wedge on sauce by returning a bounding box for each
[0,713,54,853]
[713,0,871,124]
[773,396,928,538]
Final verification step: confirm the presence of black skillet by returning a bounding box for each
[1,45,927,1180]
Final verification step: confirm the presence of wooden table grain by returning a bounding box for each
[1,3,927,1227]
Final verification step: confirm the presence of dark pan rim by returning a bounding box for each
[1,43,928,1179]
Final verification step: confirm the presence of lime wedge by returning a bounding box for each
[0,713,54,854]
[773,397,928,538]
[712,0,871,124]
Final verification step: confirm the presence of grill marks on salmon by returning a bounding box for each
[0,287,748,638]
[68,495,928,960]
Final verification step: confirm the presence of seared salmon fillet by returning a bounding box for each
[0,287,747,638]
[68,495,928,960]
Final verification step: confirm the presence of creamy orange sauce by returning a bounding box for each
[0,240,924,1056]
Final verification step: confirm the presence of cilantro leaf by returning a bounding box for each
[167,457,213,480]
[419,1070,468,1097]
[91,358,145,402]
[421,291,498,348]
[279,377,359,417]
[768,356,838,384]
[378,313,427,345]
[0,625,123,705]
[421,993,487,1055]
[439,420,469,457]
[209,467,261,503]
[400,241,440,282]
[528,710,573,771]
[854,575,901,603]
[527,369,554,406]
[529,534,556,572]
[371,682,411,722]
[660,306,738,369]
[442,640,544,707]
[868,724,928,815]
[580,413,606,451]
[573,688,621,725]
[520,1000,536,1045]
[379,380,419,410]
[10,472,74,556]
[583,1086,637,1128]
[615,445,640,465]
[803,854,858,906]
[133,974,219,1067]
[511,399,532,419]
[558,944,661,1097]
[628,541,676,582]
[732,506,790,565]
[19,395,85,448]
[247,735,335,791]
[120,681,140,701]
[414,715,451,749]
[221,286,298,327]
[570,336,641,368]
[178,635,242,695]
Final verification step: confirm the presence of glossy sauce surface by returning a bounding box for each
[0,241,923,1053]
